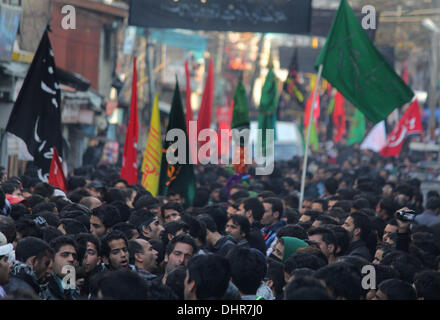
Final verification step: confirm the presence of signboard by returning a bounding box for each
[0,4,21,61]
[129,0,312,34]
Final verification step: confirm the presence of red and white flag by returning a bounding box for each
[120,56,139,184]
[48,147,67,192]
[380,99,424,157]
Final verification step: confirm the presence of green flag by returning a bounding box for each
[158,81,196,207]
[231,80,250,129]
[315,0,414,124]
[347,108,366,146]
[309,121,319,151]
[258,68,278,155]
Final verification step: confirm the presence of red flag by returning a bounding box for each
[402,61,409,85]
[120,56,139,184]
[48,147,67,192]
[304,85,320,127]
[380,99,424,157]
[184,59,194,130]
[197,59,214,162]
[333,91,346,142]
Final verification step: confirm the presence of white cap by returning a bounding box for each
[0,231,13,257]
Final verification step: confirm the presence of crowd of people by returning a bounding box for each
[1,144,440,300]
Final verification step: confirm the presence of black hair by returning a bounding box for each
[242,197,265,222]
[181,213,206,246]
[31,202,56,215]
[69,188,92,204]
[226,247,267,295]
[352,197,371,210]
[145,278,178,300]
[266,258,285,300]
[41,227,64,246]
[60,218,88,235]
[160,201,183,216]
[92,204,122,230]
[312,199,328,212]
[284,194,299,210]
[332,200,353,213]
[160,220,189,248]
[35,212,60,228]
[308,227,337,247]
[165,266,187,300]
[10,203,29,221]
[33,182,55,199]
[101,230,128,258]
[314,262,362,300]
[15,236,53,262]
[349,211,372,242]
[26,195,45,210]
[197,214,217,233]
[104,187,126,204]
[284,251,327,275]
[314,215,339,226]
[200,205,228,234]
[59,210,90,231]
[49,235,78,255]
[283,208,300,224]
[129,208,156,233]
[67,176,87,192]
[112,222,138,241]
[187,254,231,299]
[381,250,424,283]
[426,197,440,211]
[284,276,332,300]
[228,214,251,238]
[378,279,417,300]
[93,270,148,300]
[324,178,339,195]
[75,232,101,263]
[0,216,16,243]
[16,219,43,239]
[165,233,197,256]
[127,240,144,265]
[109,201,132,223]
[276,224,307,240]
[413,270,440,300]
[262,197,284,219]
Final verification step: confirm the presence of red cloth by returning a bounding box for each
[184,59,194,131]
[48,146,67,192]
[197,59,214,162]
[332,91,346,142]
[380,99,424,157]
[120,56,139,184]
[304,86,320,128]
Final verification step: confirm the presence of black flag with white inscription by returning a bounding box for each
[6,28,63,182]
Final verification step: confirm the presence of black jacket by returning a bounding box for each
[44,275,81,300]
[211,236,236,257]
[4,260,42,297]
[347,240,371,261]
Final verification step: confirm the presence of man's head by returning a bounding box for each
[413,270,440,300]
[49,235,78,279]
[160,202,183,223]
[164,234,197,275]
[238,197,265,224]
[128,238,158,273]
[184,254,230,300]
[75,233,101,274]
[225,214,250,243]
[382,219,398,242]
[308,227,337,260]
[15,236,53,282]
[226,247,267,296]
[168,190,184,205]
[0,232,13,286]
[160,220,189,248]
[80,196,102,211]
[426,197,440,214]
[271,237,308,263]
[129,208,164,240]
[90,205,121,237]
[342,211,371,242]
[261,197,283,227]
[311,199,328,212]
[375,279,417,300]
[101,230,129,270]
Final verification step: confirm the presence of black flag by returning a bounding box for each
[6,28,63,182]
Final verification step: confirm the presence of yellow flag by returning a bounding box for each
[141,94,161,196]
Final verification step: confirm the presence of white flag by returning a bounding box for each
[360,121,386,152]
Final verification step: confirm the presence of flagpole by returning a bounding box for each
[299,64,323,212]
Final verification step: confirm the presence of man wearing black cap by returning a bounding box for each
[129,209,164,241]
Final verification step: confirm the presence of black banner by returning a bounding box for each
[129,0,312,34]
